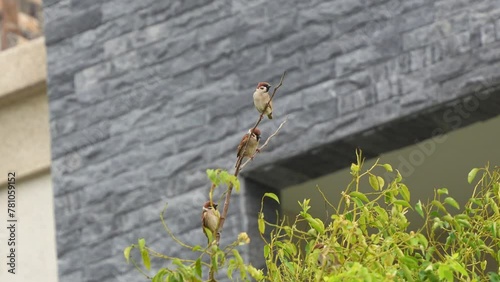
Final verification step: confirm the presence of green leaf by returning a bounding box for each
[393,199,411,208]
[382,164,393,172]
[432,200,447,213]
[401,264,413,280]
[488,272,500,282]
[491,222,497,238]
[141,249,151,270]
[192,245,202,252]
[204,228,213,243]
[152,273,160,282]
[206,169,218,185]
[138,238,146,252]
[416,233,428,248]
[445,231,456,247]
[400,184,410,202]
[284,261,295,275]
[307,228,317,238]
[449,260,467,276]
[233,249,243,264]
[345,211,353,221]
[283,242,297,257]
[395,170,403,183]
[351,163,359,173]
[227,259,236,280]
[306,216,325,234]
[352,197,364,208]
[264,245,270,258]
[438,264,453,282]
[489,198,499,215]
[437,188,448,195]
[369,174,380,191]
[305,240,314,254]
[247,265,264,280]
[264,193,280,204]
[399,256,418,268]
[468,168,480,184]
[124,246,132,264]
[415,200,424,218]
[299,199,311,213]
[211,253,218,269]
[195,258,202,278]
[444,197,460,210]
[350,191,369,203]
[377,176,385,189]
[258,214,265,234]
[153,269,168,282]
[374,206,388,222]
[227,174,240,192]
[457,219,471,229]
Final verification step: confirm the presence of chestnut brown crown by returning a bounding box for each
[203,201,218,209]
[251,127,261,138]
[256,82,271,91]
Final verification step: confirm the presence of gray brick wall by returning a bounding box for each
[44,0,500,281]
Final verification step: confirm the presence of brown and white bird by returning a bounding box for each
[313,243,340,267]
[201,201,220,244]
[236,128,261,168]
[253,82,273,119]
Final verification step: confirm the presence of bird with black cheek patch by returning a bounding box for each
[201,201,220,244]
[235,128,261,168]
[253,82,273,119]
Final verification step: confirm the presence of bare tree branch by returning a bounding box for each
[214,71,287,245]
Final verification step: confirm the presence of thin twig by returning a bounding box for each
[145,247,210,266]
[160,204,193,250]
[239,116,288,171]
[215,71,287,245]
[130,258,152,279]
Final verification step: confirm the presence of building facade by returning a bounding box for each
[43,0,500,281]
[0,37,57,282]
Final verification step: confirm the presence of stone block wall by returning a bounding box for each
[44,0,500,281]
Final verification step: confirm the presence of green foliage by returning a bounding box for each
[125,155,500,281]
[206,169,240,192]
[247,156,499,282]
[123,169,253,281]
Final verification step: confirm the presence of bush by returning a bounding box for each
[125,150,500,281]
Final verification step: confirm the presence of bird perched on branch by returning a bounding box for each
[253,82,273,119]
[202,201,220,244]
[236,128,261,168]
[313,243,340,268]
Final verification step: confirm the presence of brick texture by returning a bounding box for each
[44,0,500,281]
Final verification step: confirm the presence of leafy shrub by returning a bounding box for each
[125,150,500,281]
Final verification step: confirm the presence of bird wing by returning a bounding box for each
[237,133,249,158]
[201,211,207,235]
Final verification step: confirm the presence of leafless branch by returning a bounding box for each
[214,71,287,245]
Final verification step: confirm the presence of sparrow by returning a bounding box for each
[253,82,273,119]
[201,201,220,244]
[236,128,261,168]
[313,243,340,267]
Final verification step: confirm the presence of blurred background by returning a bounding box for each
[0,0,499,281]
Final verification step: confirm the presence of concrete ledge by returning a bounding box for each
[0,37,47,106]
[0,37,50,185]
